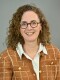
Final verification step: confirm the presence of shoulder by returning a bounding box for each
[45,43,60,59]
[46,43,60,51]
[0,47,16,60]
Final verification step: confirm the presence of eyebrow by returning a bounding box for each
[21,20,39,23]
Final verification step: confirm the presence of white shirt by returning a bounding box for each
[16,42,47,80]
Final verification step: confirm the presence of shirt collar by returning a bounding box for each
[16,42,47,59]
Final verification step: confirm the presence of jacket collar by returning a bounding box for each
[16,42,47,59]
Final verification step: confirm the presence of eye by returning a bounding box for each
[31,20,37,25]
[31,20,37,27]
[20,21,27,26]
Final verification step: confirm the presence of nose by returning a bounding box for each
[26,23,32,30]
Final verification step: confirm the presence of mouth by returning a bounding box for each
[25,32,35,36]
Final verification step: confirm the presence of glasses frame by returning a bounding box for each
[20,21,40,29]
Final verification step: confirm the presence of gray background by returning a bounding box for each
[0,0,60,53]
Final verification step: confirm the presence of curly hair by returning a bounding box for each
[6,4,51,50]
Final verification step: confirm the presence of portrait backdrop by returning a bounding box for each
[0,0,60,52]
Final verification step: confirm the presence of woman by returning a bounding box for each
[0,4,60,80]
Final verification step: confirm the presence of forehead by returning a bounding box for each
[21,11,39,22]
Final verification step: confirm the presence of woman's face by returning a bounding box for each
[20,11,42,43]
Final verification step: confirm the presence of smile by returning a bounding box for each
[26,32,35,36]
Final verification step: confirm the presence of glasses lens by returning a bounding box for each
[31,21,37,28]
[20,22,27,29]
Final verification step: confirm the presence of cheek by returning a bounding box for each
[36,26,42,37]
[37,26,42,33]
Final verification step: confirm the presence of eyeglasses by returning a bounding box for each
[20,20,40,29]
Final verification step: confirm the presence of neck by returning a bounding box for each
[23,41,39,59]
[25,41,38,48]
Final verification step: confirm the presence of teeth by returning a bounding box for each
[26,32,34,35]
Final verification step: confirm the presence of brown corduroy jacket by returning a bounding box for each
[0,44,60,80]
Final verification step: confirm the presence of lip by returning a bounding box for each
[25,32,35,36]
